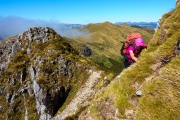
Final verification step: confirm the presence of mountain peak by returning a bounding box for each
[0,27,90,119]
[23,27,63,43]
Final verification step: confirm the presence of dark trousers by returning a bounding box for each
[124,60,133,68]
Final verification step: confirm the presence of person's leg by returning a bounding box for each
[124,60,131,68]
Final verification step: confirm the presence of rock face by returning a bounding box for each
[27,27,50,43]
[54,70,101,120]
[0,27,94,120]
[78,44,92,57]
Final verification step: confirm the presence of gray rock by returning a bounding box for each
[10,94,18,104]
[33,28,38,35]
[136,90,142,96]
[25,109,28,120]
[44,27,49,33]
[26,27,52,43]
[6,93,13,103]
[27,48,31,54]
[43,37,48,43]
[27,33,33,41]
[58,57,69,76]
[33,35,42,41]
[17,34,22,39]
[79,44,92,57]
[11,42,21,57]
[30,66,52,120]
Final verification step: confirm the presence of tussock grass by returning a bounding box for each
[136,55,180,120]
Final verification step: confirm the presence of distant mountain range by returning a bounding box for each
[65,22,157,30]
[115,22,157,29]
[64,24,85,29]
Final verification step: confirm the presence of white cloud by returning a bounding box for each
[0,16,89,39]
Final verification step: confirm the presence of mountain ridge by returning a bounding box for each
[115,22,157,29]
[0,1,179,120]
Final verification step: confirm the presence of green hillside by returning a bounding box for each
[68,22,153,73]
[75,2,180,120]
[1,2,178,120]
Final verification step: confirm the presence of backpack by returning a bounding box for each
[120,33,142,59]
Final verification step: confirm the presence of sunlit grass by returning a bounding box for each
[87,4,180,119]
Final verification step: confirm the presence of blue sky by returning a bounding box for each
[0,0,176,24]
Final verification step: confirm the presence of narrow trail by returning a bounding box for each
[53,70,101,120]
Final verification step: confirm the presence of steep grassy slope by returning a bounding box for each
[68,22,153,73]
[135,2,180,119]
[75,2,180,120]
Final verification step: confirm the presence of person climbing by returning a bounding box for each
[120,33,147,68]
[125,38,147,68]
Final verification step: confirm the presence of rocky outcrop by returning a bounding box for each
[0,27,94,120]
[79,44,92,57]
[0,36,21,75]
[0,27,57,76]
[28,54,73,119]
[26,27,50,43]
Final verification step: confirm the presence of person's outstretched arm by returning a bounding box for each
[129,50,137,62]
